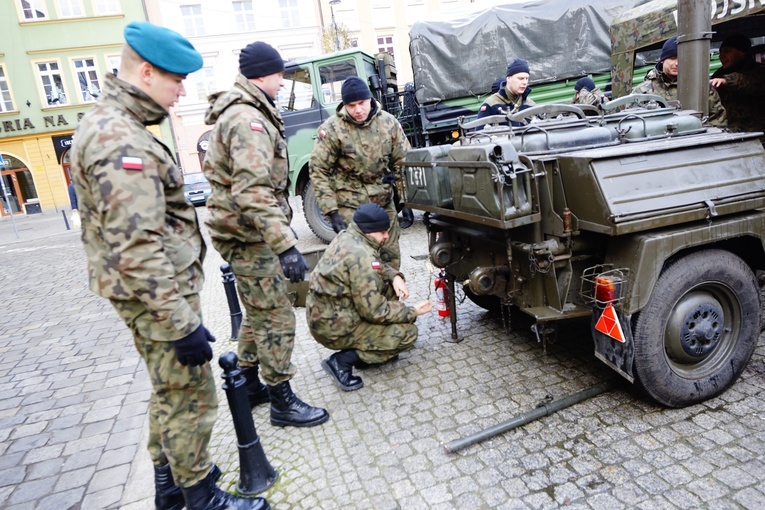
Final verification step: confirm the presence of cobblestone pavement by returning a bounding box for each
[2,203,765,509]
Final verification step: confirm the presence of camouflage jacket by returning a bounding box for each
[203,74,295,257]
[711,59,765,134]
[570,87,604,107]
[70,73,205,341]
[632,67,727,127]
[307,223,417,336]
[476,85,537,126]
[308,100,410,215]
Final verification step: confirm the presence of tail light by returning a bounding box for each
[594,275,616,303]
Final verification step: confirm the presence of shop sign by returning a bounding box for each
[1,112,85,134]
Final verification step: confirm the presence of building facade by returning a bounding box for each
[0,0,158,216]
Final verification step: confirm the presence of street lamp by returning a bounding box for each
[329,0,341,51]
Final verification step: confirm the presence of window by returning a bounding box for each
[233,1,255,32]
[20,0,47,20]
[57,0,84,17]
[0,66,15,112]
[37,62,68,106]
[181,4,205,36]
[278,67,314,112]
[73,58,101,102]
[93,0,120,15]
[190,66,216,102]
[319,59,357,104]
[377,35,394,55]
[279,0,299,29]
[106,55,121,76]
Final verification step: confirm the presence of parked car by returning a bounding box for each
[183,172,211,206]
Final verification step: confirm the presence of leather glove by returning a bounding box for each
[399,207,415,229]
[173,325,216,367]
[382,173,396,186]
[279,246,309,283]
[329,211,346,234]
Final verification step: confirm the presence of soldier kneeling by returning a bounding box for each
[306,203,432,390]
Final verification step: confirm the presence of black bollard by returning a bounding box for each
[219,352,278,495]
[220,263,243,341]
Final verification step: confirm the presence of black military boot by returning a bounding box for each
[321,350,364,391]
[154,463,184,510]
[181,467,270,510]
[267,381,330,427]
[155,464,222,510]
[241,365,270,407]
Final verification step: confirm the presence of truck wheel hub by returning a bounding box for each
[666,295,723,363]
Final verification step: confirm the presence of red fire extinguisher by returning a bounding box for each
[434,270,450,317]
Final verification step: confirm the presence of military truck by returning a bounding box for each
[403,0,765,408]
[280,0,644,243]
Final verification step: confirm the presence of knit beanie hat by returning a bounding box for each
[720,34,751,55]
[239,42,284,79]
[341,76,372,104]
[659,36,678,62]
[575,77,596,92]
[354,203,390,233]
[506,59,530,77]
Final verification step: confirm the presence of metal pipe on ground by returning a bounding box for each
[444,380,616,453]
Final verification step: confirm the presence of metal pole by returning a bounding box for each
[677,0,712,115]
[330,0,341,51]
[0,169,19,239]
[444,380,615,453]
[62,209,70,230]
[219,352,278,495]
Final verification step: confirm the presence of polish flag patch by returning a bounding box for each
[319,129,326,139]
[371,261,382,270]
[480,105,487,112]
[121,156,143,171]
[250,121,263,132]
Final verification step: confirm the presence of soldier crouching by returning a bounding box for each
[306,204,432,390]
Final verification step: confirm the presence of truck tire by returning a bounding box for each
[463,286,501,312]
[303,181,336,244]
[633,250,759,408]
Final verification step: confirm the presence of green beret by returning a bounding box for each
[124,21,203,75]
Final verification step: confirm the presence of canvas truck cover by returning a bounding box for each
[408,0,642,105]
[610,0,765,98]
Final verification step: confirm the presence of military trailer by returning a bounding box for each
[404,0,765,408]
[280,0,645,243]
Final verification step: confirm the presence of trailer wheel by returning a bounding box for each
[633,250,759,408]
[303,181,336,244]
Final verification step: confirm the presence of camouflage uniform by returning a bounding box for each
[711,60,765,135]
[571,87,604,107]
[476,84,537,126]
[306,222,419,364]
[71,73,215,487]
[203,74,297,385]
[309,100,410,269]
[632,67,727,127]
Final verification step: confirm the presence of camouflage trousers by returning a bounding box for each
[337,200,400,270]
[224,242,298,385]
[111,295,217,487]
[307,286,418,365]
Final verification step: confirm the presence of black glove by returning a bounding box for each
[279,246,309,283]
[329,211,346,234]
[399,207,414,229]
[173,325,216,367]
[382,173,396,186]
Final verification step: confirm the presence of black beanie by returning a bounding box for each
[659,36,678,62]
[354,203,390,233]
[505,58,530,77]
[575,77,596,92]
[239,41,284,79]
[720,34,751,55]
[341,76,372,104]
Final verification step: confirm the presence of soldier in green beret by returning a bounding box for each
[308,76,411,269]
[306,204,432,391]
[71,21,268,510]
[203,42,329,428]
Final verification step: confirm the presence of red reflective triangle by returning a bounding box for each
[594,302,625,343]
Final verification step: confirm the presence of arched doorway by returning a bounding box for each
[1,154,39,216]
